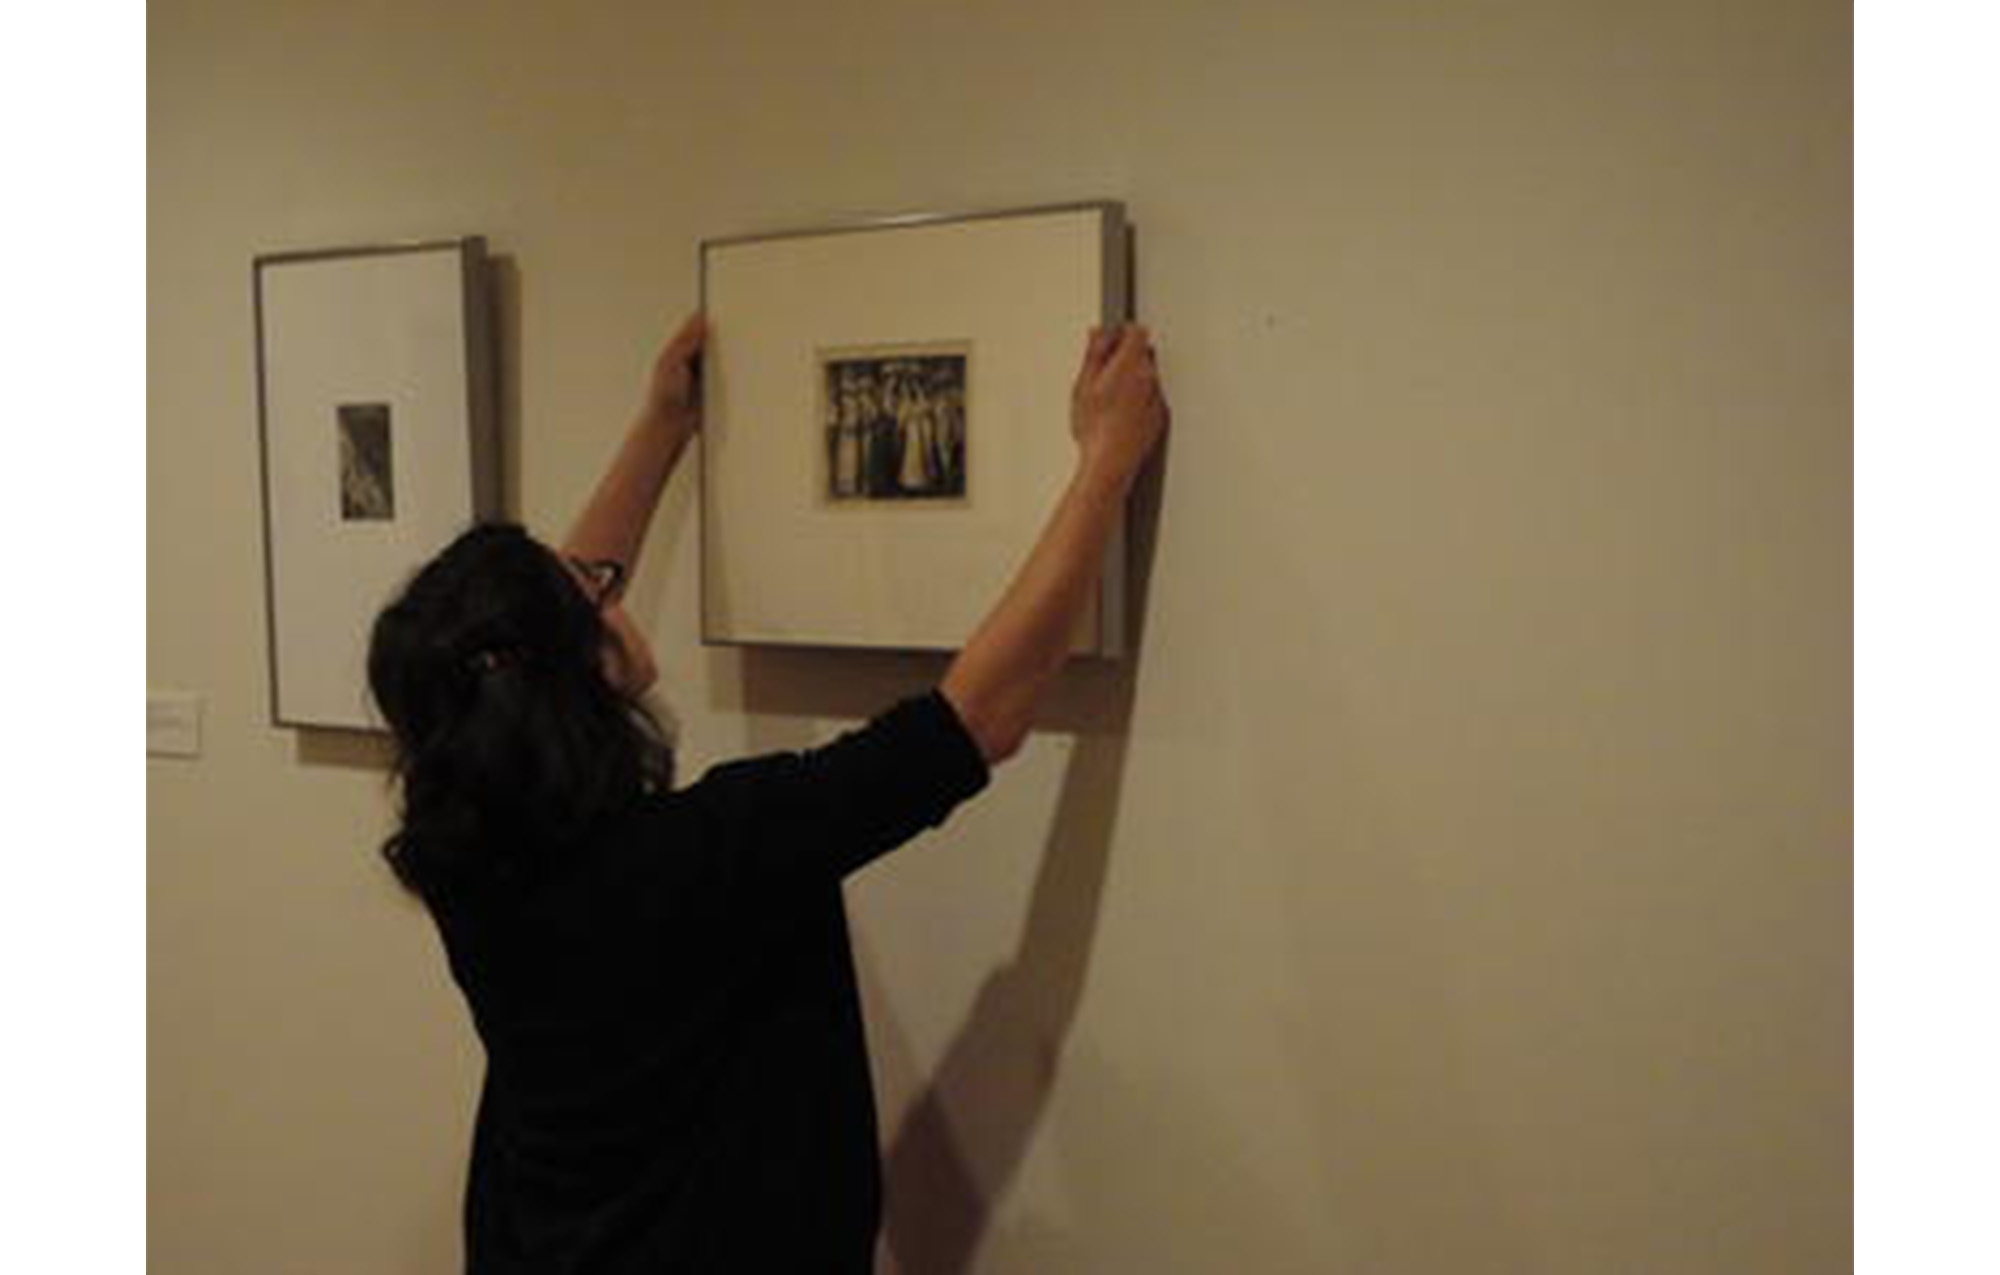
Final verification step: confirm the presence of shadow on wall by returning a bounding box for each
[872,702,1133,1275]
[726,425,1167,1274]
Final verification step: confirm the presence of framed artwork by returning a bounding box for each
[699,201,1130,656]
[252,237,500,730]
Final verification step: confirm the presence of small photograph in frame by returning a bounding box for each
[337,402,396,520]
[819,343,970,504]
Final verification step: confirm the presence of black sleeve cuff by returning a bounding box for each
[897,688,993,811]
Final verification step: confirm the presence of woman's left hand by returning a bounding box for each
[643,312,707,432]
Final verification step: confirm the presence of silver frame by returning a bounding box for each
[251,236,501,729]
[695,200,1131,656]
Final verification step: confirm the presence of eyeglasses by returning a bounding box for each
[565,556,627,609]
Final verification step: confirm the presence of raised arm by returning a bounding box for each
[941,324,1168,764]
[559,313,707,576]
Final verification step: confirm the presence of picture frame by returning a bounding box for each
[699,201,1130,657]
[252,236,500,730]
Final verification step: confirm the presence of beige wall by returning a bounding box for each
[149,1,1851,1271]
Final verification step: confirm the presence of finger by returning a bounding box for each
[1081,324,1115,375]
[669,312,708,357]
[1107,322,1151,375]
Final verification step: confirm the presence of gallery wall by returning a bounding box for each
[149,1,1851,1271]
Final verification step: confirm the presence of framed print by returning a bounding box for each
[700,201,1129,656]
[253,237,499,730]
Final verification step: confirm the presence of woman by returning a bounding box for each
[367,313,1167,1273]
[895,373,934,494]
[832,374,864,498]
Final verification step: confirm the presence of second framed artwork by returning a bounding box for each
[700,202,1130,656]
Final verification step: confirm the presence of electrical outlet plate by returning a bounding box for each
[148,691,202,758]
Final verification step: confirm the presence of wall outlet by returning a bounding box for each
[148,691,203,758]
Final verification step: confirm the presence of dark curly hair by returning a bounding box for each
[366,522,674,904]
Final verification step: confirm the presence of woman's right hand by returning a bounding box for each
[1070,323,1168,485]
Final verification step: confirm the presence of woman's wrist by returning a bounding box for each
[636,402,699,440]
[1073,448,1139,500]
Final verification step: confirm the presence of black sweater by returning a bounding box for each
[429,691,990,1273]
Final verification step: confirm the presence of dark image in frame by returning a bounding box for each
[337,402,395,520]
[819,342,970,505]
